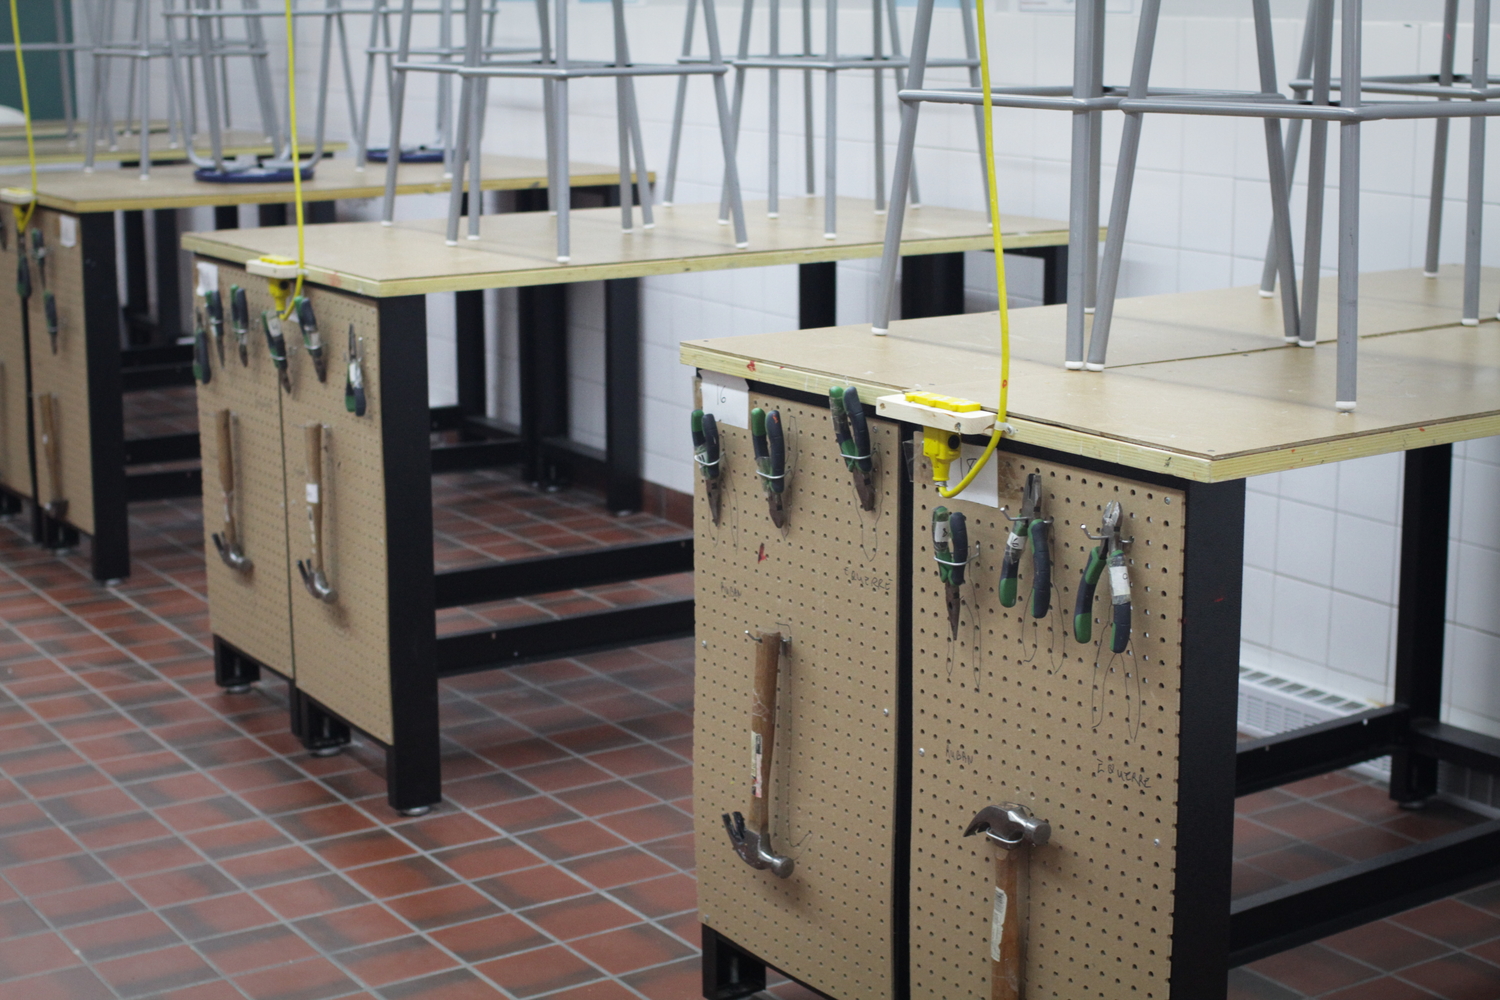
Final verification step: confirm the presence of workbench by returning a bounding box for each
[0,156,621,581]
[182,197,1075,812]
[0,127,344,167]
[683,265,1500,999]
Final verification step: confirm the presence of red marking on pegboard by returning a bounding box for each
[757,543,768,563]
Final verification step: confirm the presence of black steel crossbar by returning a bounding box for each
[1230,817,1500,966]
[435,538,692,609]
[1407,720,1500,777]
[126,468,201,501]
[434,598,695,677]
[1235,706,1409,796]
[430,438,528,474]
[123,432,201,466]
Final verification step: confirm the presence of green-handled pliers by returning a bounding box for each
[829,386,876,510]
[690,408,722,524]
[999,473,1050,618]
[750,407,787,528]
[933,506,968,640]
[1075,501,1132,653]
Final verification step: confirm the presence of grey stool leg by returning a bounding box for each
[1335,0,1362,410]
[1064,0,1104,367]
[1425,0,1459,278]
[1261,0,1320,296]
[1084,0,1161,371]
[1463,0,1490,325]
[1298,0,1334,348]
[1252,0,1301,345]
[871,0,936,334]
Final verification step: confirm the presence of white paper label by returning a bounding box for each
[305,483,320,504]
[1109,563,1131,599]
[58,216,77,248]
[991,888,1008,962]
[751,731,764,797]
[954,442,1000,508]
[265,315,283,338]
[701,371,750,429]
[196,261,219,295]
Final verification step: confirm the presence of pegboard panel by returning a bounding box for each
[28,209,94,533]
[276,283,393,745]
[0,210,30,498]
[908,449,1185,1000]
[693,389,902,1000]
[192,261,295,680]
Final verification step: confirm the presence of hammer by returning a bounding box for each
[722,630,794,878]
[210,410,253,573]
[295,424,337,604]
[964,803,1050,1000]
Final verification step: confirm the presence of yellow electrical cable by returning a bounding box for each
[281,0,305,317]
[938,0,1010,500]
[9,0,38,233]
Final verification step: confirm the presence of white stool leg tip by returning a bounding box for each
[1425,271,1440,278]
[871,326,888,336]
[735,241,748,249]
[1084,362,1104,372]
[1298,339,1316,348]
[1462,317,1480,327]
[556,256,570,263]
[1065,361,1085,371]
[1259,289,1275,299]
[1335,400,1357,412]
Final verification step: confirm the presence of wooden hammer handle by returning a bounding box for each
[216,409,235,496]
[304,423,324,573]
[38,393,60,503]
[991,847,1029,1000]
[748,630,781,833]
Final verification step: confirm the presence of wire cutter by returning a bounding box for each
[262,310,292,393]
[690,408,722,524]
[229,285,250,365]
[829,386,876,510]
[1075,501,1132,653]
[751,407,787,528]
[295,296,327,382]
[204,289,226,365]
[192,310,212,385]
[345,326,367,416]
[999,473,1050,618]
[933,506,968,640]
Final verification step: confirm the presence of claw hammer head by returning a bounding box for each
[213,533,253,573]
[964,803,1050,850]
[722,811,795,878]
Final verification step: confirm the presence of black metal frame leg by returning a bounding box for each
[518,283,569,486]
[152,209,181,345]
[799,261,836,329]
[1008,244,1070,306]
[214,635,262,691]
[701,926,767,1000]
[604,278,641,513]
[81,213,129,581]
[901,251,966,319]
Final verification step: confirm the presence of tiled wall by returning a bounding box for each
[286,4,1500,735]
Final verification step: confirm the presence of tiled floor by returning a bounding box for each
[0,470,1497,998]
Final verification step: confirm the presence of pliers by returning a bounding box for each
[751,407,787,528]
[999,472,1050,618]
[829,386,876,510]
[933,506,968,640]
[1075,501,1132,653]
[230,285,250,365]
[205,288,226,365]
[690,408,722,524]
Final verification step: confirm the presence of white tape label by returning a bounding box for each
[196,261,219,295]
[305,483,320,504]
[702,371,750,429]
[58,216,77,248]
[955,441,1000,508]
[991,888,1008,962]
[751,731,764,797]
[1109,563,1131,598]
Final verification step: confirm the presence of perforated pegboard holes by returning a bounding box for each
[909,447,1184,1000]
[694,390,901,1000]
[276,282,391,744]
[0,210,28,497]
[193,261,296,680]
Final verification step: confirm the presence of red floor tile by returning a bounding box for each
[475,944,602,998]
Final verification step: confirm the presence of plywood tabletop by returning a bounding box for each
[32,156,628,213]
[682,265,1500,482]
[0,128,347,167]
[182,196,1074,296]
